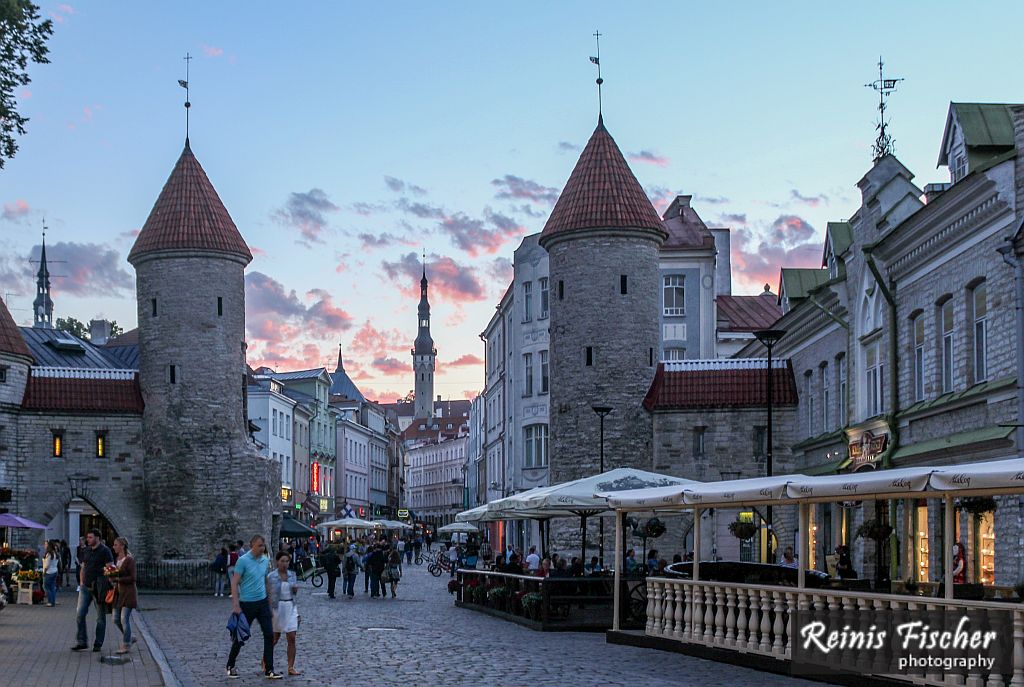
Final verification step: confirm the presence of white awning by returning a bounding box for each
[438,522,479,534]
[455,504,494,522]
[786,466,933,500]
[517,467,697,514]
[320,517,375,529]
[929,457,1024,492]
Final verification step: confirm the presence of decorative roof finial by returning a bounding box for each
[178,52,192,145]
[865,56,903,162]
[590,30,603,122]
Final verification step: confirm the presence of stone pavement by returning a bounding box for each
[0,586,166,686]
[143,564,822,687]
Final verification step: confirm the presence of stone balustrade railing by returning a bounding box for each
[645,576,1024,687]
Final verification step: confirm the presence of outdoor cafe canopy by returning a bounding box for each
[320,517,376,529]
[374,519,413,530]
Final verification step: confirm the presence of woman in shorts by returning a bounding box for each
[268,551,301,676]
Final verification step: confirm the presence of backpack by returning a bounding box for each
[344,555,356,574]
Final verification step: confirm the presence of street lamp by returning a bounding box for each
[753,328,786,564]
[592,404,613,566]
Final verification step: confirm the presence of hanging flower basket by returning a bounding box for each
[644,518,666,539]
[855,519,893,541]
[959,496,998,515]
[728,520,758,541]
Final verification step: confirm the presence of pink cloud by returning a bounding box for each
[731,215,822,293]
[462,389,480,401]
[2,200,30,222]
[790,189,828,208]
[447,354,483,367]
[350,320,406,358]
[371,356,410,376]
[381,252,486,304]
[202,45,224,58]
[19,89,31,100]
[49,4,75,23]
[628,149,670,167]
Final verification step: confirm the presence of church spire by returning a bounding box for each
[336,343,345,371]
[33,224,53,328]
[412,255,436,420]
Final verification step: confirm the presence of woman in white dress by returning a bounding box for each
[268,551,301,676]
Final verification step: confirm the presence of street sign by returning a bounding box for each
[398,509,409,519]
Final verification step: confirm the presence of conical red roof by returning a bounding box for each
[129,141,252,263]
[541,117,666,243]
[0,297,31,360]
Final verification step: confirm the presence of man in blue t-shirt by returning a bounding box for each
[226,535,280,679]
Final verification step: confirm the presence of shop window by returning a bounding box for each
[976,510,994,585]
[915,502,930,582]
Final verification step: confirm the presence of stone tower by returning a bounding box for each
[539,115,666,488]
[33,233,53,328]
[128,140,278,561]
[0,298,33,536]
[412,263,436,419]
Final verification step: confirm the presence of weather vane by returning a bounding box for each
[590,31,603,118]
[865,56,903,161]
[178,52,192,143]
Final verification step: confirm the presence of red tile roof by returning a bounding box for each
[22,375,144,413]
[540,117,666,243]
[128,142,252,263]
[643,360,798,411]
[660,196,716,251]
[0,298,32,360]
[716,294,783,332]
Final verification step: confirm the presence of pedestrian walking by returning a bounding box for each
[71,529,113,652]
[413,535,422,563]
[425,533,433,552]
[43,540,60,606]
[110,537,137,655]
[367,545,386,598]
[396,537,406,571]
[386,548,402,598]
[268,551,301,676]
[362,546,372,594]
[226,535,281,680]
[321,544,340,599]
[342,544,360,599]
[74,537,86,592]
[59,539,71,589]
[227,543,240,583]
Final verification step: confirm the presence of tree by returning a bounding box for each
[54,317,124,341]
[55,316,88,339]
[1,1,54,170]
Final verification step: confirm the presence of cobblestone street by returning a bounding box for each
[143,563,820,687]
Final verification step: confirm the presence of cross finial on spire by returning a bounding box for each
[590,30,603,120]
[865,56,904,162]
[179,52,193,145]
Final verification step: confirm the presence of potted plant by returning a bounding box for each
[521,591,544,621]
[447,579,461,595]
[487,585,510,611]
[960,496,998,515]
[729,520,758,541]
[471,584,487,605]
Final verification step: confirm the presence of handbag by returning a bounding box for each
[105,586,117,605]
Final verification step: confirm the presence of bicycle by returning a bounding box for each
[296,559,324,588]
[416,550,436,566]
[428,556,454,577]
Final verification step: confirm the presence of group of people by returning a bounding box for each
[319,535,403,600]
[69,528,138,656]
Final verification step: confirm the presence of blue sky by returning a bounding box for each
[2,1,1022,401]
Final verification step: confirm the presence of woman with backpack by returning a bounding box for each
[342,544,360,599]
[212,547,229,597]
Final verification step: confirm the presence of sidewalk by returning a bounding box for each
[0,588,165,687]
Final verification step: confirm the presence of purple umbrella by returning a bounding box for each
[0,514,47,529]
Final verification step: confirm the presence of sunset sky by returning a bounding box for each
[2,1,1021,403]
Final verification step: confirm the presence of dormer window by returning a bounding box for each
[826,250,838,280]
[954,154,967,183]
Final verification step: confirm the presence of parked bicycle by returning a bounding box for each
[427,556,453,577]
[295,557,324,588]
[416,550,438,566]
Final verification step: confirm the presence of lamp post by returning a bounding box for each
[592,404,613,566]
[753,328,786,564]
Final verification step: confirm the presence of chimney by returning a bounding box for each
[710,228,732,296]
[923,182,951,204]
[89,319,112,345]
[436,394,441,403]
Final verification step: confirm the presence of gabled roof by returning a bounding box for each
[823,222,853,261]
[643,360,798,411]
[660,195,716,251]
[540,117,666,244]
[778,268,830,305]
[128,142,252,263]
[716,293,782,333]
[938,103,1018,167]
[269,367,331,383]
[0,298,32,361]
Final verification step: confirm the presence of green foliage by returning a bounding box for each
[728,520,758,541]
[56,316,88,339]
[960,496,997,515]
[0,0,54,169]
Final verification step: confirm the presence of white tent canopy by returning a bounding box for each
[599,474,797,509]
[438,522,478,534]
[320,517,375,529]
[455,504,498,523]
[510,467,699,515]
[374,519,413,530]
[786,466,932,500]
[928,457,1024,491]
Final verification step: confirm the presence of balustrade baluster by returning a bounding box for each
[713,587,726,643]
[770,591,785,656]
[703,585,715,644]
[693,582,704,642]
[759,589,772,653]
[1012,609,1024,687]
[725,587,737,647]
[663,582,675,636]
[647,580,661,636]
[682,583,692,639]
[735,588,748,650]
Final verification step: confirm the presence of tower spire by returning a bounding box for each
[179,52,192,145]
[337,342,344,371]
[590,30,603,121]
[865,56,903,161]
[33,220,53,328]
